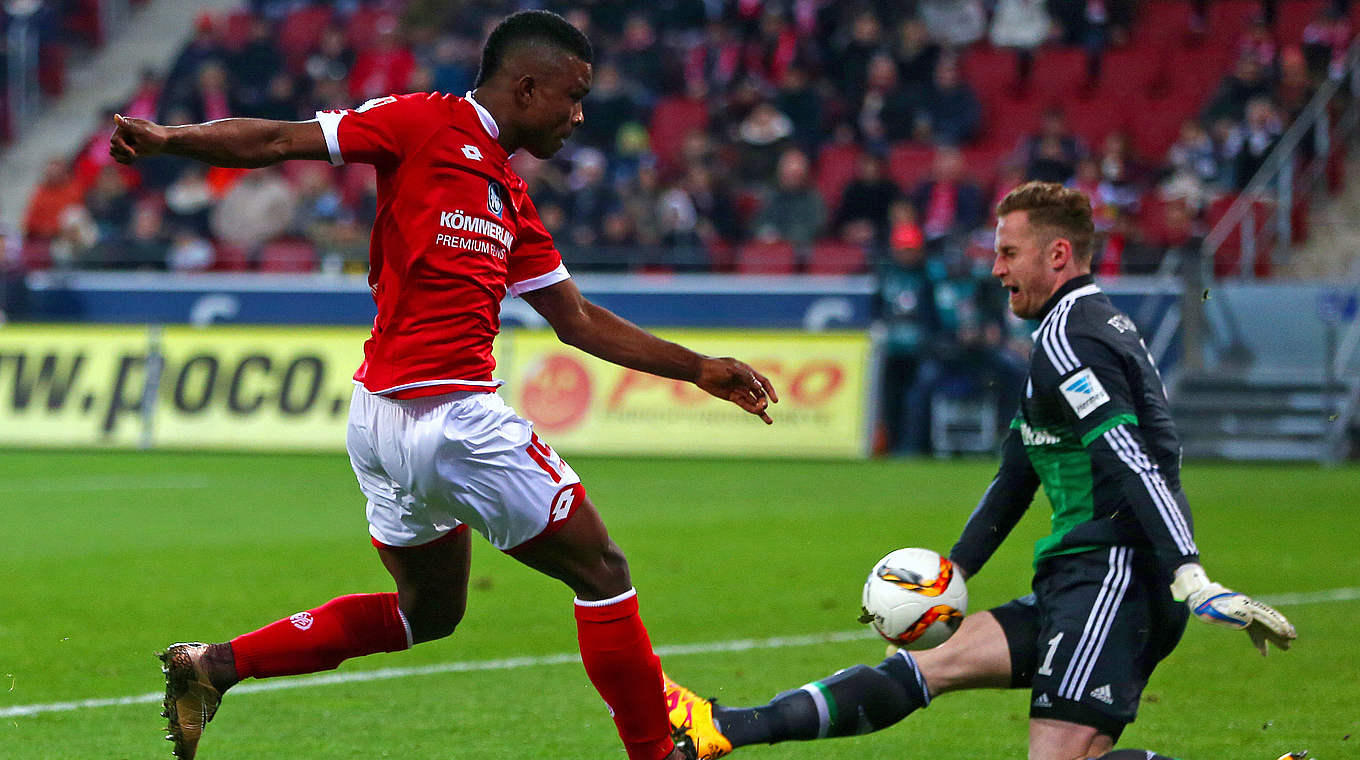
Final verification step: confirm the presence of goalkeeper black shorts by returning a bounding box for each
[988,546,1189,739]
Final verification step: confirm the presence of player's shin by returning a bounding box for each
[574,589,675,760]
[230,592,411,680]
[715,651,930,746]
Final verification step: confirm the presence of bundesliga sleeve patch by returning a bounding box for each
[1059,367,1110,419]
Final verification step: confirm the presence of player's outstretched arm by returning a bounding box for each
[109,114,330,168]
[521,279,778,423]
[1171,563,1298,656]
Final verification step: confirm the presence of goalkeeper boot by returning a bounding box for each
[663,673,733,759]
[159,643,222,759]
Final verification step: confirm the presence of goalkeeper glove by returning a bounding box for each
[1170,563,1297,656]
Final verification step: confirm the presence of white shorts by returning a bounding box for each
[346,386,585,551]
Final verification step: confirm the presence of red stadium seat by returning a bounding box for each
[735,240,798,274]
[961,46,1018,99]
[806,239,867,274]
[1065,99,1128,149]
[259,238,317,273]
[814,143,863,216]
[974,96,1043,153]
[211,242,251,272]
[279,6,334,74]
[1277,1,1325,45]
[221,11,256,51]
[20,239,52,270]
[1031,47,1090,101]
[1096,45,1166,98]
[346,8,393,52]
[648,96,710,178]
[887,143,935,193]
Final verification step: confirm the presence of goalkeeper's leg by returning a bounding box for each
[710,611,1012,747]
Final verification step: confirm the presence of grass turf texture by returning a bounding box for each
[0,451,1355,759]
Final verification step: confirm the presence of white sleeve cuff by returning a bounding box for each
[507,263,570,297]
[314,110,346,166]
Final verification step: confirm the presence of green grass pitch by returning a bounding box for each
[0,451,1356,759]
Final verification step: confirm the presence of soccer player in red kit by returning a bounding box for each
[109,11,775,760]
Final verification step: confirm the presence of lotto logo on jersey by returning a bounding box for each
[1060,367,1110,419]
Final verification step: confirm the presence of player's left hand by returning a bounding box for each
[695,357,778,424]
[1171,563,1297,656]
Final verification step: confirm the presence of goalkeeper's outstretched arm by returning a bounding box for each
[948,427,1039,579]
[109,114,329,168]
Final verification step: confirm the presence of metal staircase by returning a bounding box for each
[1172,372,1358,461]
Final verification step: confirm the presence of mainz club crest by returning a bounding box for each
[487,181,505,218]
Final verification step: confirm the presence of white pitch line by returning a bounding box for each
[3,586,1356,720]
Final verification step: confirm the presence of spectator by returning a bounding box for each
[574,60,639,151]
[49,204,99,270]
[834,153,901,241]
[123,67,163,122]
[349,17,416,100]
[685,20,743,95]
[425,33,477,94]
[753,148,826,247]
[230,17,284,113]
[1095,132,1151,214]
[775,65,824,151]
[176,61,237,124]
[1020,106,1085,182]
[1166,120,1220,188]
[304,25,355,90]
[911,146,984,250]
[84,165,135,244]
[857,53,916,148]
[735,100,795,183]
[892,17,942,90]
[167,229,216,272]
[1226,97,1283,190]
[1204,56,1274,124]
[1303,7,1352,81]
[1275,47,1316,124]
[622,161,665,248]
[164,14,228,109]
[742,9,801,91]
[164,165,215,237]
[989,0,1051,90]
[256,73,304,121]
[1236,15,1278,71]
[918,0,986,47]
[564,149,620,249]
[209,167,298,253]
[616,13,665,94]
[913,55,981,145]
[23,158,83,241]
[834,10,884,105]
[682,164,742,245]
[114,202,170,270]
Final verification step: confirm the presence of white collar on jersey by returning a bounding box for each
[1030,283,1102,340]
[464,91,500,139]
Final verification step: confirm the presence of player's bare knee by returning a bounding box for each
[574,542,632,600]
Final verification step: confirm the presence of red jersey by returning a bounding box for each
[316,93,569,397]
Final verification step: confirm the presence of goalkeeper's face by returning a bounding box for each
[993,211,1061,320]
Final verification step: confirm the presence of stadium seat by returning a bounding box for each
[346,7,393,51]
[1126,94,1190,158]
[1096,45,1165,98]
[960,45,1017,99]
[1065,99,1128,150]
[1031,47,1090,101]
[648,96,710,178]
[974,96,1043,153]
[20,239,52,271]
[279,5,334,74]
[814,143,863,216]
[1133,0,1189,45]
[805,239,867,274]
[887,143,935,193]
[221,11,256,51]
[735,240,798,274]
[211,242,251,272]
[1277,1,1325,44]
[259,238,317,273]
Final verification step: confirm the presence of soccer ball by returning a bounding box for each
[859,548,968,650]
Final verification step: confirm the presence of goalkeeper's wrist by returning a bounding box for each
[1170,562,1210,602]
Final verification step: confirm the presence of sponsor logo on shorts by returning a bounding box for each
[290,611,314,631]
[1033,692,1052,708]
[1089,684,1113,704]
[549,483,585,525]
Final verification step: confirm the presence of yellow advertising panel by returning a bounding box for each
[152,326,368,450]
[498,330,870,458]
[0,325,150,448]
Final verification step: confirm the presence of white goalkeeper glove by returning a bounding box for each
[1171,563,1297,656]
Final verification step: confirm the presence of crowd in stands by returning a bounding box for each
[6,0,1357,452]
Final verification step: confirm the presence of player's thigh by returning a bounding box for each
[1027,718,1114,760]
[914,609,1013,695]
[1028,548,1157,739]
[506,494,632,601]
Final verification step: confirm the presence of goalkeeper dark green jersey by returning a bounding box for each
[950,274,1200,576]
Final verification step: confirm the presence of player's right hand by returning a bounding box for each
[108,114,168,164]
[1171,563,1297,656]
[695,357,778,424]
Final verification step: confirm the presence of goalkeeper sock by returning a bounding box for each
[231,592,410,680]
[1092,752,1179,760]
[714,650,930,746]
[574,589,675,760]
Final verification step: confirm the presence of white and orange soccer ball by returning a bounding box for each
[860,548,968,650]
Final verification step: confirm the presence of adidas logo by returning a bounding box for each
[1032,693,1051,708]
[1090,684,1113,704]
[1064,376,1094,395]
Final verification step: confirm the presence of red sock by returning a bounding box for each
[231,592,409,680]
[574,589,674,760]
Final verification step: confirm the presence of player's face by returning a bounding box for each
[524,56,591,159]
[993,211,1059,320]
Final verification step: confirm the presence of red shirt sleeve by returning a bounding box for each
[315,93,440,169]
[507,192,570,296]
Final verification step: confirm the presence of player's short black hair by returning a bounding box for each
[475,10,593,87]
